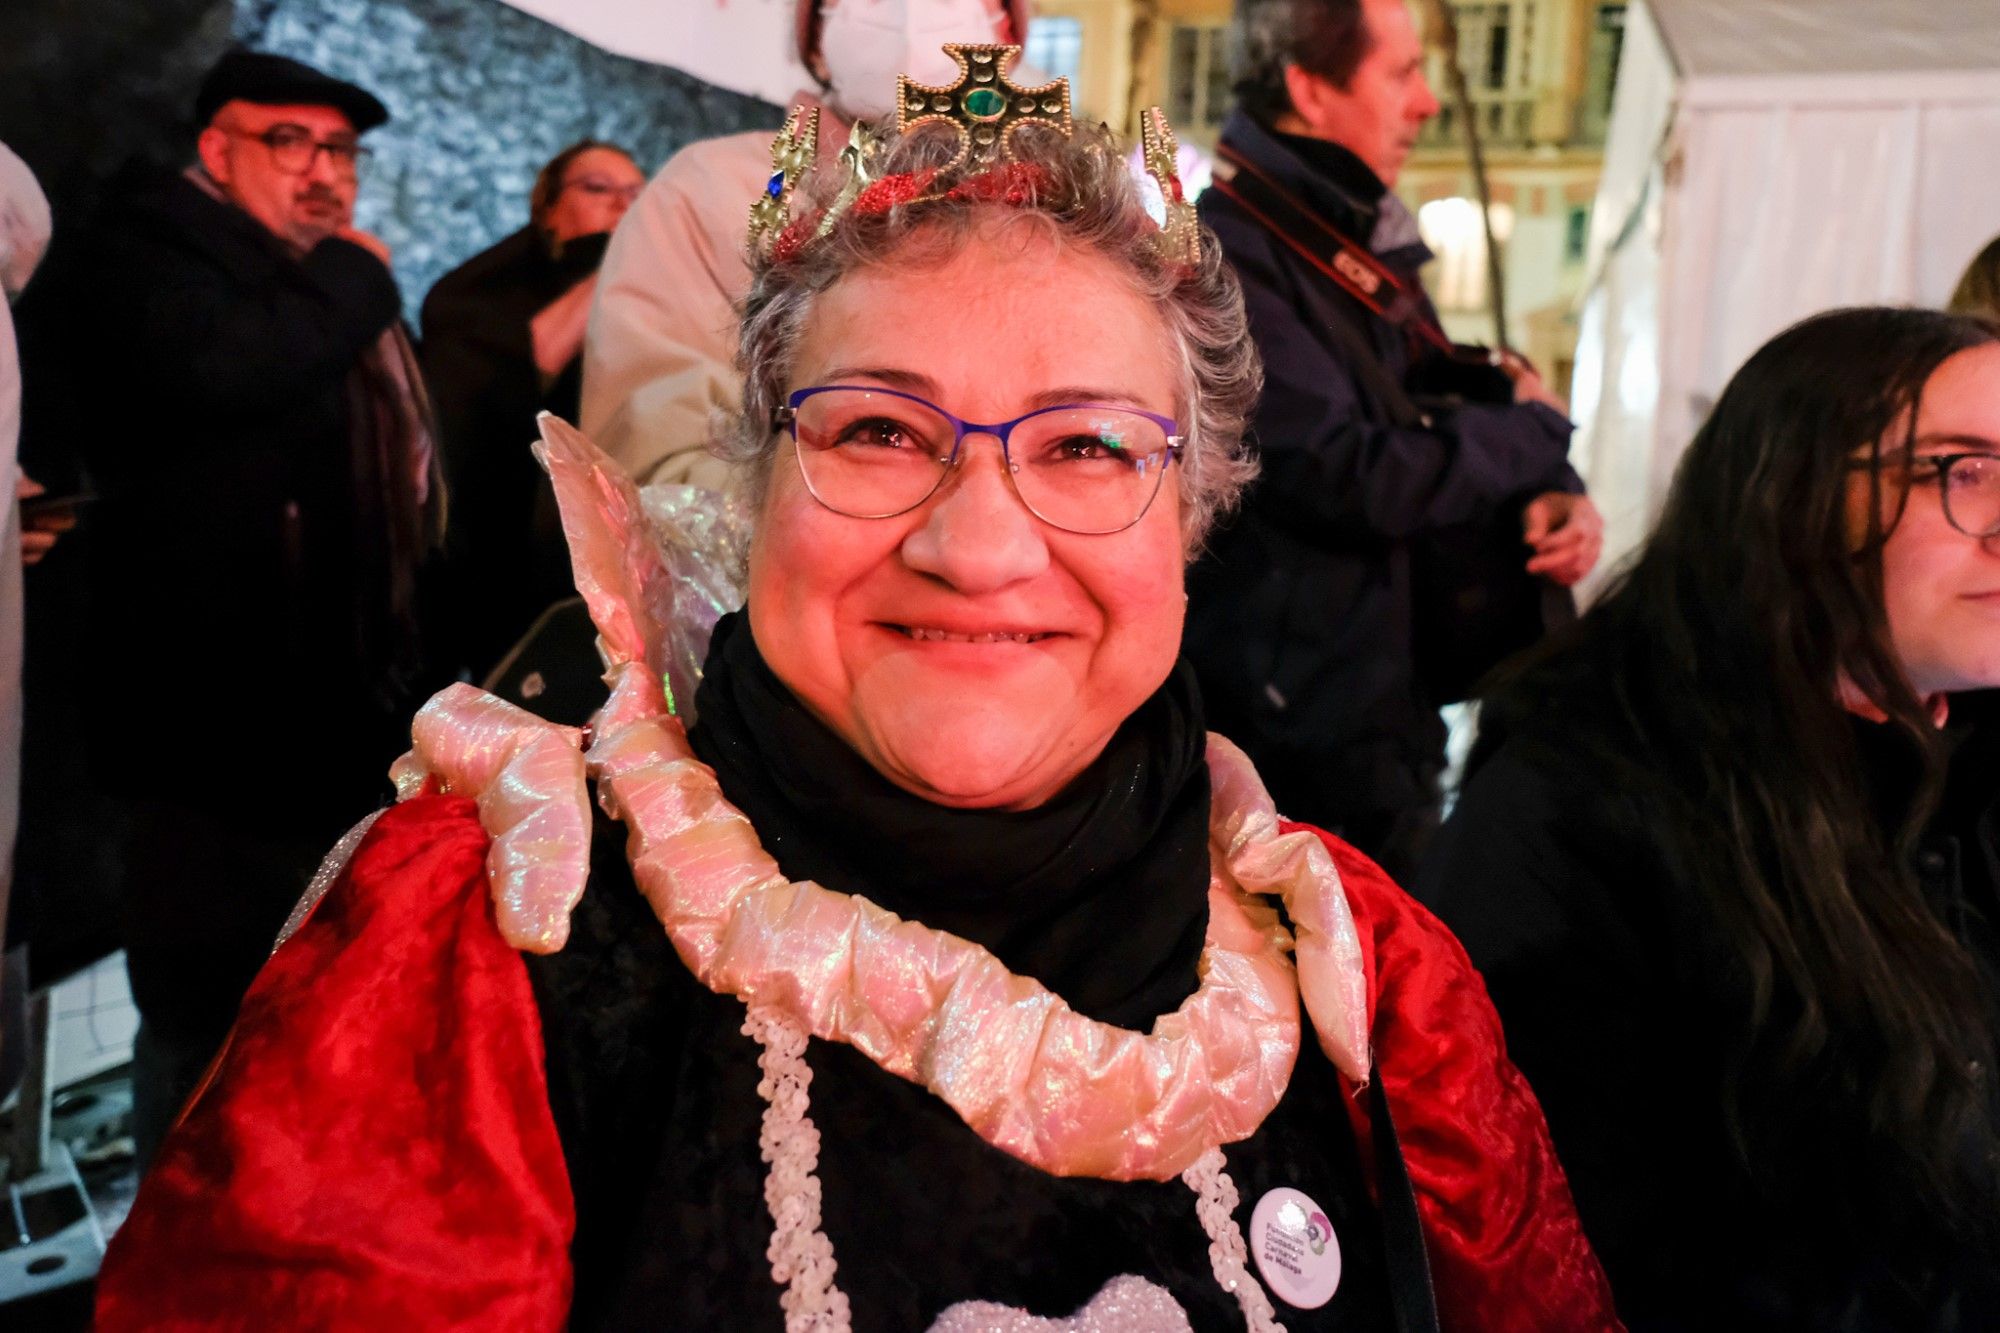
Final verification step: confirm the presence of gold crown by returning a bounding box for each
[745,45,1197,267]
[746,105,819,259]
[1141,107,1199,269]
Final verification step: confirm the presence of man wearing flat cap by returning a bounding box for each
[18,48,442,1164]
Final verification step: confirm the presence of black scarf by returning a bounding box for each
[687,610,1213,1029]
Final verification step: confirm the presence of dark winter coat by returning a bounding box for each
[1186,112,1578,867]
[17,167,437,1037]
[32,167,420,814]
[1417,690,2000,1330]
[420,226,605,678]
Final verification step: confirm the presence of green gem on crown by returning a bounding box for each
[962,86,1007,121]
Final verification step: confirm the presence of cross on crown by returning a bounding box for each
[896,44,1073,171]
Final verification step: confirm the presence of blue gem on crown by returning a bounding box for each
[766,171,786,200]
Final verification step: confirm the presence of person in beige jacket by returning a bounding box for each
[580,0,1031,487]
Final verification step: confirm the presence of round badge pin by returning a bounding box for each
[1248,1186,1342,1309]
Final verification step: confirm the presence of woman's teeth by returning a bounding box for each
[901,627,1047,643]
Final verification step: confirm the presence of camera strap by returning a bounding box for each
[1210,139,1472,364]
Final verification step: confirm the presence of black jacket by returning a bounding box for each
[420,226,605,677]
[22,167,416,820]
[1185,113,1577,846]
[1417,691,2000,1330]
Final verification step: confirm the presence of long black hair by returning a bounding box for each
[1480,307,2000,1245]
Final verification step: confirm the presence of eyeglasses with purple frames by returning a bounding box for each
[772,384,1184,536]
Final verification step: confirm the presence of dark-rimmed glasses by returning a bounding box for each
[772,385,1183,536]
[230,124,370,177]
[1917,452,2000,538]
[560,175,643,206]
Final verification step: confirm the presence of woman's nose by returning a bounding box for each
[899,435,1050,593]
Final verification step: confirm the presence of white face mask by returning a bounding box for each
[816,0,1022,122]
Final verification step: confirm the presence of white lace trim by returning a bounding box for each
[743,1002,1288,1332]
[743,1004,853,1333]
[1184,1149,1288,1333]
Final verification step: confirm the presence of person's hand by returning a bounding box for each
[531,273,600,382]
[1502,353,1568,415]
[18,474,78,567]
[1522,491,1603,587]
[337,227,393,266]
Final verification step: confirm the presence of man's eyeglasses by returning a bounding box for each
[560,175,643,206]
[1915,452,2000,538]
[772,385,1183,536]
[231,125,370,176]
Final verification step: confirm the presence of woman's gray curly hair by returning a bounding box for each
[721,119,1262,554]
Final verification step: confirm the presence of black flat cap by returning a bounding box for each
[194,49,390,133]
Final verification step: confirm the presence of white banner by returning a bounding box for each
[498,0,810,104]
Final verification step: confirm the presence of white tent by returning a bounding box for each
[1570,0,2000,571]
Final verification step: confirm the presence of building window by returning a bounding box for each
[1421,3,1541,147]
[1596,3,1628,83]
[1166,24,1231,132]
[1453,2,1531,93]
[1025,15,1084,83]
[1564,204,1591,263]
[1580,3,1627,143]
[1485,11,1510,89]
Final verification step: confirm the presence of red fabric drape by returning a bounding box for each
[96,796,573,1331]
[1287,821,1624,1332]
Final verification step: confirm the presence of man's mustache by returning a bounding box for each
[296,187,344,208]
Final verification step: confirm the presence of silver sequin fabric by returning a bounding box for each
[928,1276,1198,1333]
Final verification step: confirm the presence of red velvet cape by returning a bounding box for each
[97,796,1620,1331]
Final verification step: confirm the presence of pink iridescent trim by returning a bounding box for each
[1207,733,1372,1083]
[388,684,590,953]
[585,688,1301,1181]
[391,670,1371,1178]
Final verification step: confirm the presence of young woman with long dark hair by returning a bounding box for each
[1420,306,2000,1329]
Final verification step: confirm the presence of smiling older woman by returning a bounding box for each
[96,50,1617,1333]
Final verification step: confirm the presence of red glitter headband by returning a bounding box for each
[768,163,1058,265]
